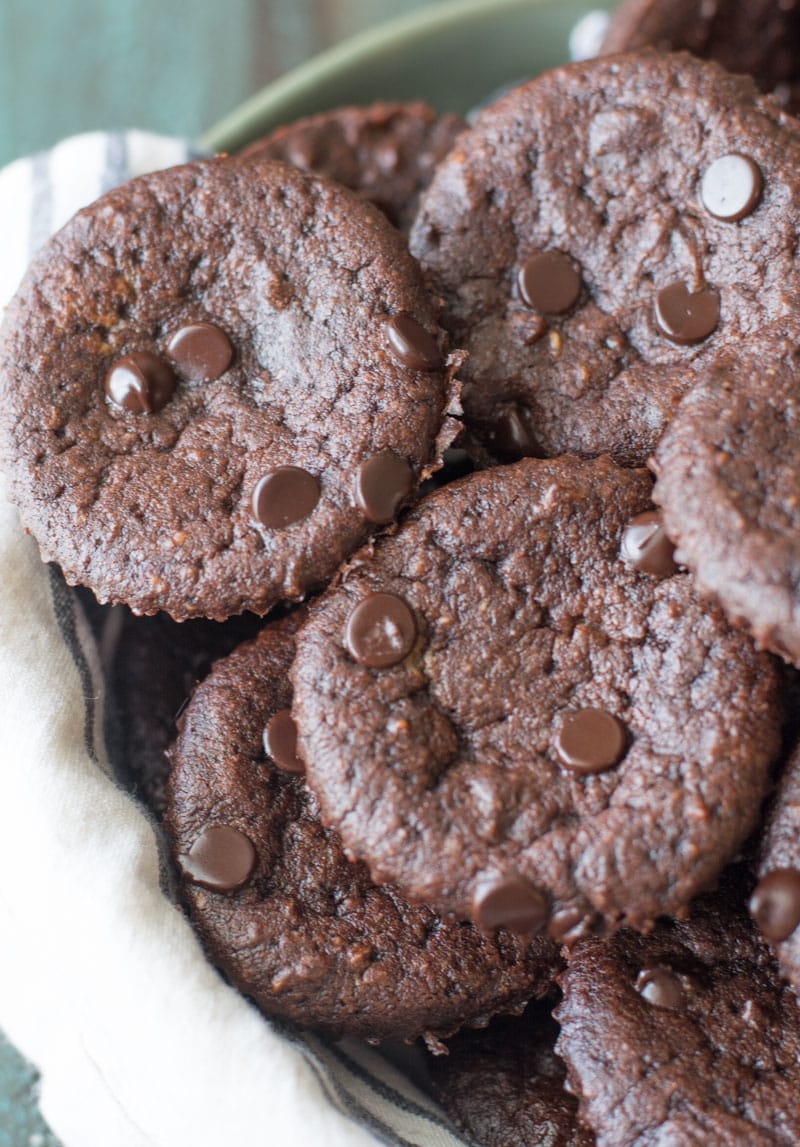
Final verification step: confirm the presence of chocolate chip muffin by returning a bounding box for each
[557,873,800,1145]
[600,0,800,112]
[291,456,782,938]
[0,157,461,620]
[165,615,562,1048]
[239,101,466,232]
[410,52,800,465]
[429,999,593,1146]
[652,322,800,665]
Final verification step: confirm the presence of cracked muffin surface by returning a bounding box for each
[409,52,800,466]
[429,998,593,1146]
[600,0,800,113]
[291,457,782,937]
[557,875,800,1145]
[239,101,466,233]
[0,157,459,619]
[652,322,800,666]
[165,613,561,1047]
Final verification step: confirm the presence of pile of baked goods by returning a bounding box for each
[3,3,800,1140]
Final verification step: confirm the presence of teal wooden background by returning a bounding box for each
[0,3,449,1138]
[0,0,449,167]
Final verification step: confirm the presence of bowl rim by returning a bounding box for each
[199,0,571,154]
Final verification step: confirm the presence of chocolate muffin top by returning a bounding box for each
[165,616,561,1048]
[409,52,800,465]
[291,456,781,938]
[751,740,800,999]
[557,876,800,1145]
[0,157,459,620]
[600,0,800,112]
[652,322,800,665]
[429,999,593,1147]
[239,101,466,233]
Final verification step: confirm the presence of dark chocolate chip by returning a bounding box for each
[655,282,720,346]
[518,251,582,315]
[355,451,414,524]
[621,511,678,577]
[104,351,177,414]
[166,321,233,382]
[345,592,417,668]
[252,467,320,530]
[487,403,540,460]
[635,965,684,1010]
[548,905,591,946]
[178,824,256,891]
[263,708,305,775]
[556,709,627,775]
[749,869,800,942]
[472,875,549,935]
[701,154,763,223]
[386,314,444,371]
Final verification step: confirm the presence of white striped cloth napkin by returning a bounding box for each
[0,131,468,1147]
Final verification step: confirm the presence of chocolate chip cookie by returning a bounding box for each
[750,742,800,998]
[165,616,561,1047]
[0,157,460,620]
[409,52,800,465]
[428,999,593,1146]
[557,874,800,1145]
[652,323,800,665]
[291,456,781,937]
[601,0,800,112]
[240,102,466,233]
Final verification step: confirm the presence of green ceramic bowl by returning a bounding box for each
[201,0,612,154]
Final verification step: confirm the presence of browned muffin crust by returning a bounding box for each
[292,457,782,937]
[165,617,561,1047]
[410,52,800,466]
[557,875,800,1145]
[240,101,466,232]
[652,322,800,665]
[0,157,460,619]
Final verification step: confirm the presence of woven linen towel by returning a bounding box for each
[0,131,467,1147]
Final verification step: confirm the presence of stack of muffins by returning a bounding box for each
[3,3,800,1142]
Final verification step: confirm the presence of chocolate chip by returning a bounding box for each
[263,708,305,774]
[472,875,549,935]
[635,965,684,1010]
[518,251,582,315]
[621,511,678,577]
[104,351,177,413]
[556,708,627,775]
[548,905,591,946]
[385,314,444,371]
[354,451,414,524]
[252,467,320,530]
[166,321,233,382]
[178,824,255,891]
[655,282,720,345]
[701,154,763,223]
[345,592,417,668]
[749,869,800,942]
[486,403,540,460]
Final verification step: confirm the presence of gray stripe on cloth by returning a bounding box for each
[100,132,129,194]
[326,1042,458,1134]
[28,149,53,258]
